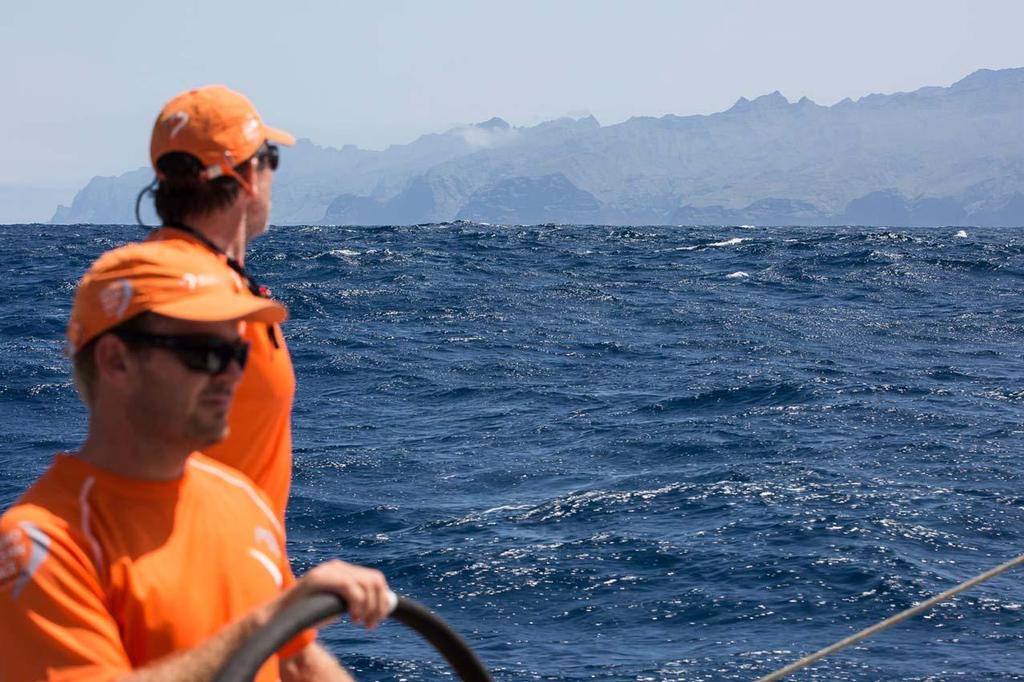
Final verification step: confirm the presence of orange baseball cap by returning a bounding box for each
[150,85,295,186]
[67,240,287,355]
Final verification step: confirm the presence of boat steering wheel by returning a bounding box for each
[214,592,494,682]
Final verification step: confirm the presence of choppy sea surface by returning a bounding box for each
[2,222,1024,680]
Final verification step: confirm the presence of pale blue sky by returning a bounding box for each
[2,0,1023,217]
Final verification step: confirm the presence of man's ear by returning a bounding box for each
[93,334,135,389]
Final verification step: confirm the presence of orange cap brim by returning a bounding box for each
[265,125,296,146]
[149,293,287,326]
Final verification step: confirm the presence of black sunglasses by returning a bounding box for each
[257,143,279,171]
[112,330,250,375]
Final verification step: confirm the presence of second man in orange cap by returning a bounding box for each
[146,84,298,523]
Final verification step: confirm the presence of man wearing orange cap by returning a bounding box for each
[0,241,389,681]
[145,85,299,523]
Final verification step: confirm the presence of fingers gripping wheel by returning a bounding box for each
[214,591,494,682]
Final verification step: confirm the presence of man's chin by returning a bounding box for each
[188,421,230,450]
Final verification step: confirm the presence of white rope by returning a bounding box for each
[756,551,1024,682]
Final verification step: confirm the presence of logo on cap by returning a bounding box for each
[243,117,261,141]
[180,272,224,291]
[167,111,190,139]
[100,280,133,319]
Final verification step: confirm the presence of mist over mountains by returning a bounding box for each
[52,68,1024,227]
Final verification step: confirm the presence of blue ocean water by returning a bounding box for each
[2,222,1024,680]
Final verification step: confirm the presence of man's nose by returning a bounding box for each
[216,355,245,384]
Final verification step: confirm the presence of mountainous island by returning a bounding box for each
[53,67,1024,227]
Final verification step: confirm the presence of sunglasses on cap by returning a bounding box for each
[112,330,250,375]
[256,143,279,171]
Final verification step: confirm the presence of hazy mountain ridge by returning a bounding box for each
[50,67,1024,226]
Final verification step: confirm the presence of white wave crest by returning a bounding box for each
[676,237,748,251]
[711,237,747,247]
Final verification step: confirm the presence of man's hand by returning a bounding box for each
[111,560,391,681]
[282,559,393,629]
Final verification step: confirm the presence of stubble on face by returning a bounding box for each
[128,359,232,452]
[125,319,243,452]
[186,379,236,446]
[244,164,274,242]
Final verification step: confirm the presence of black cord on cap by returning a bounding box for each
[213,592,493,682]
